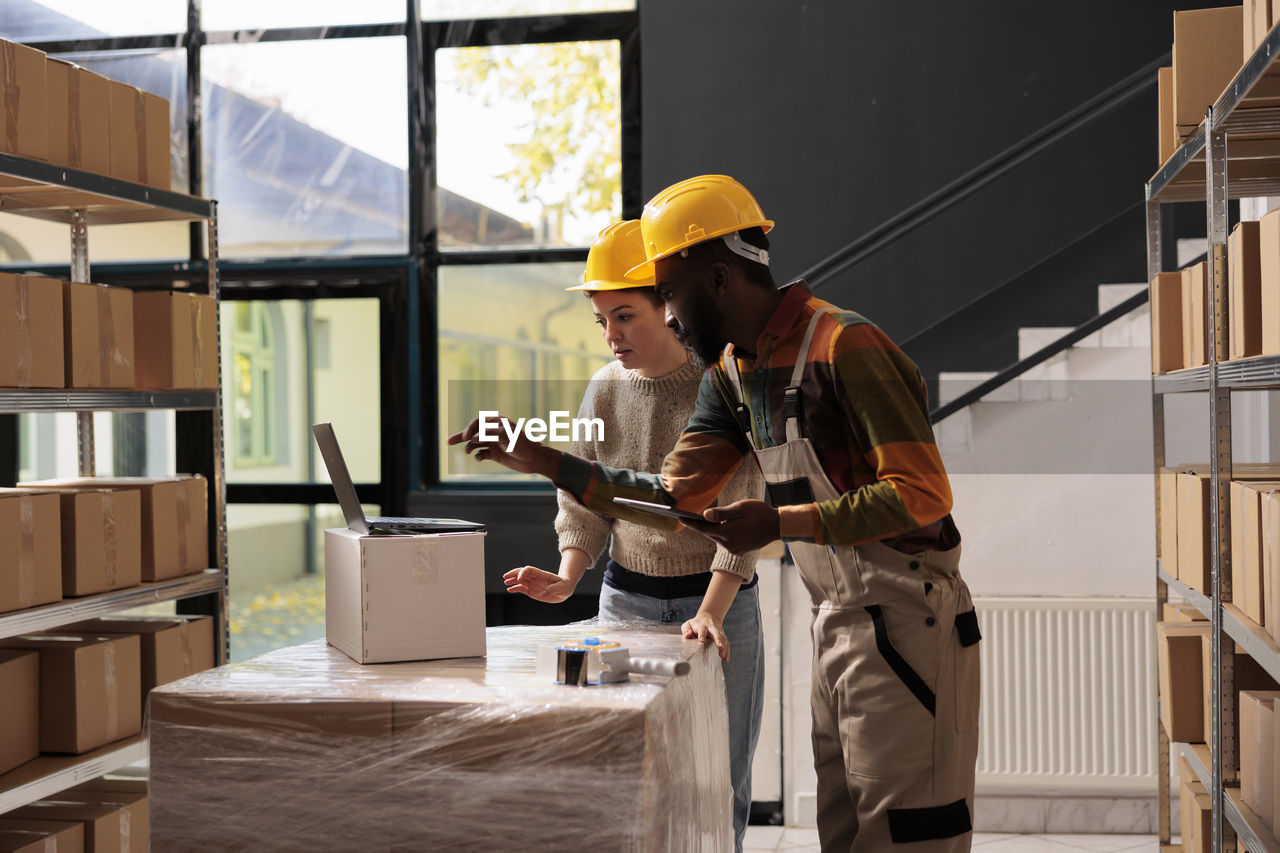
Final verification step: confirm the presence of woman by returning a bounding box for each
[502,220,765,852]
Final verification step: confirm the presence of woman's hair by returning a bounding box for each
[581,286,664,308]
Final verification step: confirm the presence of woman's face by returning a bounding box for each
[589,289,677,371]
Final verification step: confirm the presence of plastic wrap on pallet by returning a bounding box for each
[148,621,731,852]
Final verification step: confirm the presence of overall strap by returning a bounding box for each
[785,307,837,443]
[720,344,758,449]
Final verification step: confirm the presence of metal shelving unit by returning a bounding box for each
[1149,20,1280,851]
[0,150,226,816]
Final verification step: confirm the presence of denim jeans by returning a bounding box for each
[598,580,765,853]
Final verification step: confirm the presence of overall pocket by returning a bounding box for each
[836,603,939,778]
[954,608,981,732]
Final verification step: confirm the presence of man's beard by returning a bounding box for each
[673,287,727,366]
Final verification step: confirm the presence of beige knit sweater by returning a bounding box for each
[555,357,764,581]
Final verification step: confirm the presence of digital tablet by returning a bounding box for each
[612,497,707,523]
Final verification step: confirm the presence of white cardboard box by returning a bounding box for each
[324,527,486,664]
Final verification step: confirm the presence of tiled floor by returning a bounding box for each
[743,827,1157,852]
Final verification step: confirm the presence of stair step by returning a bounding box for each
[1019,327,1081,359]
[1096,283,1147,315]
[1097,283,1150,348]
[937,372,1016,405]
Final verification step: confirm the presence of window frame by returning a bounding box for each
[0,1,641,505]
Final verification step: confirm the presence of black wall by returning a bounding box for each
[638,0,1222,384]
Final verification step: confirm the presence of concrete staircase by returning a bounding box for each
[932,283,1156,600]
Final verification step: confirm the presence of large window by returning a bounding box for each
[4,3,640,659]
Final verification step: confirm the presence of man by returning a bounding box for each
[451,174,980,852]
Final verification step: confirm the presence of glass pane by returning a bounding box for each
[438,263,611,482]
[0,1,185,42]
[423,0,632,19]
[0,48,190,264]
[202,38,408,259]
[221,298,380,483]
[19,411,177,481]
[203,0,404,31]
[228,502,361,662]
[437,40,620,249]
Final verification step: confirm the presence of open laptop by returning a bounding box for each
[312,422,485,535]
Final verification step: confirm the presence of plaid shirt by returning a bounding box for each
[555,281,961,552]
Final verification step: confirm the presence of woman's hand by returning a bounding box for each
[503,566,578,603]
[682,612,730,662]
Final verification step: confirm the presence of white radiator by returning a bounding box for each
[974,597,1156,796]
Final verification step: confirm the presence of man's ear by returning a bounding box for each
[708,261,732,297]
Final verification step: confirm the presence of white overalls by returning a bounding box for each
[722,307,980,852]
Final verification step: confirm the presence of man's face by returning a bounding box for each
[654,255,726,366]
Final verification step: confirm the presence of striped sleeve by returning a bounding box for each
[778,320,952,546]
[553,369,749,528]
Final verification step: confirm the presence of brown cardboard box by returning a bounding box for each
[1201,641,1280,757]
[0,273,64,388]
[1262,207,1280,355]
[36,792,147,853]
[1159,621,1208,742]
[1177,466,1280,595]
[1191,791,1214,852]
[63,282,134,389]
[1162,601,1207,622]
[0,820,84,853]
[64,615,216,705]
[106,80,139,184]
[1159,67,1176,165]
[1183,262,1207,368]
[132,292,217,390]
[1269,492,1280,643]
[0,39,47,160]
[1162,464,1200,580]
[22,476,208,581]
[1181,771,1206,852]
[0,649,38,775]
[1151,272,1184,373]
[8,798,139,853]
[1242,691,1280,828]
[45,60,110,176]
[0,634,140,754]
[141,92,168,191]
[38,488,142,597]
[106,81,169,189]
[1241,482,1280,633]
[0,489,62,614]
[1231,220,1264,360]
[1173,6,1246,133]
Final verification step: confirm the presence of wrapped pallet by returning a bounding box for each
[149,624,731,852]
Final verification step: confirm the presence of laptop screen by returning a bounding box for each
[311,423,370,534]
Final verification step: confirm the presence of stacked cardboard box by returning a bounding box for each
[0,36,170,190]
[1246,0,1276,56]
[21,476,208,581]
[0,634,141,754]
[1231,220,1264,361]
[6,791,148,853]
[1180,755,1207,851]
[1240,690,1280,831]
[1150,272,1184,374]
[1174,465,1280,596]
[0,650,38,776]
[34,487,142,598]
[0,820,83,853]
[0,273,64,389]
[62,282,135,390]
[1262,208,1280,356]
[64,615,215,706]
[0,489,63,615]
[149,627,731,851]
[1173,7,1245,143]
[1183,262,1208,369]
[132,292,218,390]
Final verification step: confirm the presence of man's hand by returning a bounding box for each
[684,499,780,555]
[446,415,559,477]
[502,566,577,603]
[682,612,730,662]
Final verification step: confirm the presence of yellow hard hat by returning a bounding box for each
[566,220,654,291]
[625,174,774,280]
